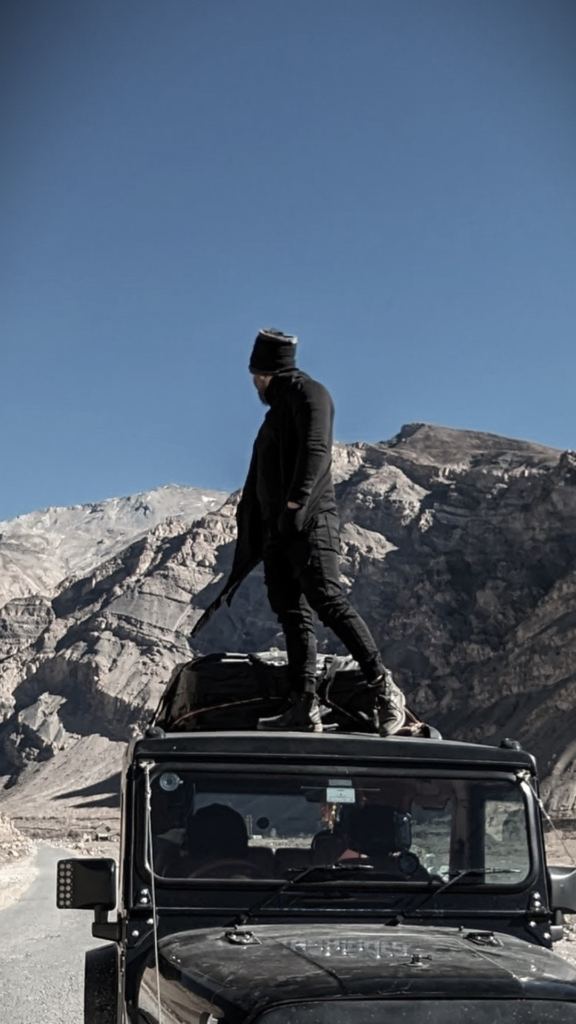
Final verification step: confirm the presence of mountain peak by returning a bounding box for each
[0,484,228,608]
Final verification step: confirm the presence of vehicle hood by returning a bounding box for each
[157,923,576,1018]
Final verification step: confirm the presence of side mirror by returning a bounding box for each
[549,866,576,913]
[56,858,116,911]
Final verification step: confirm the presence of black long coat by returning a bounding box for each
[190,369,337,637]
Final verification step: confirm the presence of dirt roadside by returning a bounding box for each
[0,853,39,911]
[0,812,37,911]
[0,811,119,912]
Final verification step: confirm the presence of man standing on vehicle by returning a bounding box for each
[192,328,406,734]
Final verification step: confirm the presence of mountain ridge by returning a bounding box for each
[0,483,228,609]
[0,423,575,837]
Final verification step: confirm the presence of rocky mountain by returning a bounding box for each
[0,484,227,608]
[1,424,575,839]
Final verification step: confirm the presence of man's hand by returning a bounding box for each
[277,503,306,538]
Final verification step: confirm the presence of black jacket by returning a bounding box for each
[191,370,337,637]
[252,368,337,521]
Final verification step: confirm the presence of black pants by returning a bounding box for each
[263,511,385,694]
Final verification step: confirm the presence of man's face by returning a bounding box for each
[252,373,272,405]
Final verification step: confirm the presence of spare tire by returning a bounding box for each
[84,944,118,1024]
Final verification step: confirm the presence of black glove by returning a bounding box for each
[277,505,306,538]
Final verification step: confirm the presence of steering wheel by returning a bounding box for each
[189,858,266,879]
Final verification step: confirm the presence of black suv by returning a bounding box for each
[59,727,576,1023]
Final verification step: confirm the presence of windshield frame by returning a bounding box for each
[135,760,539,894]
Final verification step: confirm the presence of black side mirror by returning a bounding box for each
[56,858,116,911]
[549,866,576,914]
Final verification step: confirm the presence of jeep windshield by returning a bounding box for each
[148,768,532,885]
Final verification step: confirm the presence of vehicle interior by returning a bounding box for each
[149,768,531,884]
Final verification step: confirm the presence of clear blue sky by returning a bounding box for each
[2,0,575,521]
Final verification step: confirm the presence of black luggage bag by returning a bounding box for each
[151,651,439,737]
[152,652,292,731]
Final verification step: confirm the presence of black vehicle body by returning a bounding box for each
[140,923,576,1024]
[58,730,576,1024]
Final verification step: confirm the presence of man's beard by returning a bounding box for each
[254,380,271,405]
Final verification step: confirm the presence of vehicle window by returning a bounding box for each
[149,771,530,884]
[484,791,530,877]
[410,801,452,879]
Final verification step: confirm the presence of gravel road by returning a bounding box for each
[0,844,101,1024]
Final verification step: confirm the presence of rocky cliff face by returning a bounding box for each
[1,424,575,837]
[0,484,226,608]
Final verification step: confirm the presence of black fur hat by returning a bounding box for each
[249,327,298,374]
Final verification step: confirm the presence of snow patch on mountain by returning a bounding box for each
[0,484,228,607]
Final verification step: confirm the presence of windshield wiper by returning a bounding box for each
[228,861,375,931]
[385,867,522,926]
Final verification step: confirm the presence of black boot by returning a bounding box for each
[359,670,405,736]
[258,692,323,732]
[345,670,406,736]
